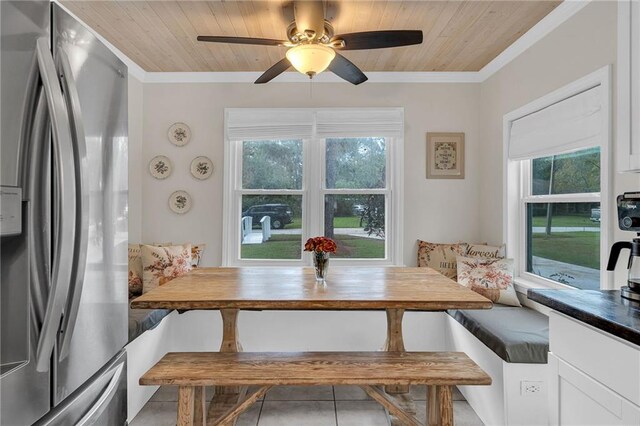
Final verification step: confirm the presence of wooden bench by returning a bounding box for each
[140,351,491,426]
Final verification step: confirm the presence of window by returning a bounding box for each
[523,148,602,289]
[505,67,611,290]
[223,108,403,266]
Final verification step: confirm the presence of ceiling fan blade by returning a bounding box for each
[328,53,368,85]
[332,30,423,50]
[255,58,291,84]
[293,0,325,39]
[197,35,287,46]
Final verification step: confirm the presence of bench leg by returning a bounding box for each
[427,385,439,426]
[193,386,206,426]
[178,386,195,426]
[438,386,453,426]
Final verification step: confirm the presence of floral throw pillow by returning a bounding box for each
[174,243,206,267]
[141,244,192,294]
[456,256,521,307]
[417,240,468,280]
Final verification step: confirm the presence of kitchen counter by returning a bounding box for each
[528,289,640,346]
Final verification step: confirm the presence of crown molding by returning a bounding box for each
[56,0,591,85]
[143,71,482,84]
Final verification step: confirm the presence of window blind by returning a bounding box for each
[315,108,404,138]
[226,109,314,141]
[508,85,602,160]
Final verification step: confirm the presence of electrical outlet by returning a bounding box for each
[521,380,543,396]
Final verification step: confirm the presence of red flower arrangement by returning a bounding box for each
[304,236,337,253]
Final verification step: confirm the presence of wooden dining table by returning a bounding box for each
[131,266,492,425]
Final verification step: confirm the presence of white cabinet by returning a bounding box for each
[549,354,640,425]
[618,0,640,172]
[548,312,640,426]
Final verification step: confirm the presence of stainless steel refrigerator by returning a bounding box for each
[1,1,128,425]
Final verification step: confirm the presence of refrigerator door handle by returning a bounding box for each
[34,37,77,373]
[56,48,89,361]
[75,361,124,426]
[27,89,52,346]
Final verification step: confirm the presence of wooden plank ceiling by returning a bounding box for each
[60,1,561,72]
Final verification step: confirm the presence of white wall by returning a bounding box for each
[479,0,640,286]
[139,83,482,266]
[127,75,144,243]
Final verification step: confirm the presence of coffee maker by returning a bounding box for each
[607,192,640,301]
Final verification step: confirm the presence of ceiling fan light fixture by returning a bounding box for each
[285,44,336,78]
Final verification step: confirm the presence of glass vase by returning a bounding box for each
[313,251,330,283]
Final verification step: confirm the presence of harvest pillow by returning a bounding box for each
[465,243,506,259]
[417,240,468,280]
[141,244,192,294]
[128,244,143,299]
[456,256,521,307]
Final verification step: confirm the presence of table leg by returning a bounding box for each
[383,308,408,394]
[206,309,244,426]
[383,308,416,426]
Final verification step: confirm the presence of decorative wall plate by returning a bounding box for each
[167,122,191,146]
[190,156,214,180]
[169,190,192,214]
[149,155,172,179]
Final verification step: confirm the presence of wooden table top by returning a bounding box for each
[130,267,492,311]
[131,267,492,311]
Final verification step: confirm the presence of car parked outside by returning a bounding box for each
[352,204,365,216]
[590,207,601,222]
[242,204,293,229]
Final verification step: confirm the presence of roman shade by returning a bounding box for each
[226,109,315,141]
[315,108,404,138]
[225,108,403,141]
[508,85,603,160]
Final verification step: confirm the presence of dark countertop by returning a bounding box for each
[528,289,640,347]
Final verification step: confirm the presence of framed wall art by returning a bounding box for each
[426,132,465,179]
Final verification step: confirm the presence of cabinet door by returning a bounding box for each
[618,0,640,172]
[549,354,640,426]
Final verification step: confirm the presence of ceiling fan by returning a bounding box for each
[196,1,423,85]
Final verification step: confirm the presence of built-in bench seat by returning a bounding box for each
[141,351,492,426]
[445,305,550,425]
[128,308,173,342]
[448,306,549,364]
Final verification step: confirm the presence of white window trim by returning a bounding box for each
[222,108,404,267]
[503,66,613,291]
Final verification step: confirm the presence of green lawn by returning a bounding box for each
[241,234,302,259]
[271,216,365,230]
[333,234,385,258]
[532,231,599,269]
[241,233,384,259]
[531,215,599,228]
[334,216,362,228]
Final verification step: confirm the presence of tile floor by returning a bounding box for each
[130,385,484,425]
